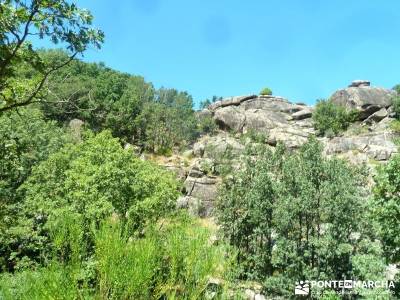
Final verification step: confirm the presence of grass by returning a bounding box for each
[0,213,236,300]
[389,119,400,133]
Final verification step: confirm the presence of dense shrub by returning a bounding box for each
[312,99,357,136]
[217,139,385,296]
[260,87,272,96]
[0,131,179,271]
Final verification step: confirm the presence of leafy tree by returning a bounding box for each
[135,89,198,153]
[13,50,201,151]
[38,51,202,149]
[0,107,70,205]
[312,99,357,136]
[39,50,156,142]
[371,154,400,263]
[217,139,384,296]
[0,0,104,113]
[1,131,180,271]
[260,87,272,96]
[0,107,71,271]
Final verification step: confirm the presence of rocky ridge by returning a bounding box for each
[170,81,399,217]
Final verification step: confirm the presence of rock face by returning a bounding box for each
[69,119,84,141]
[183,165,220,217]
[330,83,395,120]
[323,131,398,162]
[210,95,315,148]
[174,81,398,217]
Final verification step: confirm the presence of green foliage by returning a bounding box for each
[1,131,179,271]
[260,87,272,96]
[40,50,155,140]
[240,129,267,144]
[0,214,235,300]
[0,0,104,113]
[0,108,70,205]
[392,83,400,119]
[96,214,233,299]
[390,119,400,133]
[197,113,218,135]
[217,138,384,296]
[135,90,198,153]
[393,84,400,94]
[0,108,71,271]
[203,143,236,177]
[391,94,400,119]
[371,154,400,263]
[312,99,357,136]
[36,50,201,152]
[0,263,92,300]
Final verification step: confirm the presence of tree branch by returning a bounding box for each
[0,52,78,114]
[0,2,39,77]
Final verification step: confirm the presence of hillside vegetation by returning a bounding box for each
[1,1,400,299]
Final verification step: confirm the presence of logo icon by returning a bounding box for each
[343,280,353,289]
[295,281,310,295]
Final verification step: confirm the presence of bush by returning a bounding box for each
[197,114,218,135]
[217,139,385,296]
[1,131,179,271]
[260,87,272,96]
[312,99,357,136]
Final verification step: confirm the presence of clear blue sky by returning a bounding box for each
[61,1,400,106]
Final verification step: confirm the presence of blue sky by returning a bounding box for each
[57,1,400,106]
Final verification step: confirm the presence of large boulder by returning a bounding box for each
[330,81,396,120]
[214,106,246,131]
[210,96,304,133]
